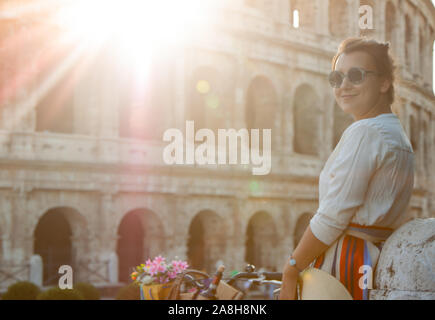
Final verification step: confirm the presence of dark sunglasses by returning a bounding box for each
[328,67,381,88]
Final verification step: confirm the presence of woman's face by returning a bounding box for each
[333,51,388,120]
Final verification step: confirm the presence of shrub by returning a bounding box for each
[116,283,140,300]
[74,282,101,300]
[2,281,41,300]
[37,287,84,300]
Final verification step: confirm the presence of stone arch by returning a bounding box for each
[243,203,283,237]
[293,212,313,248]
[187,66,224,133]
[28,193,94,242]
[329,0,349,38]
[33,206,87,286]
[293,83,321,156]
[245,75,278,150]
[333,102,353,149]
[116,208,165,283]
[245,211,278,270]
[186,210,226,273]
[180,199,234,241]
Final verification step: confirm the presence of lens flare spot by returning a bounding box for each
[196,80,210,94]
[249,181,260,193]
[302,272,312,282]
[205,94,219,109]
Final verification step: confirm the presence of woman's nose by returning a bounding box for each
[340,76,353,89]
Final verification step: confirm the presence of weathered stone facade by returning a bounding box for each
[370,218,435,300]
[0,0,434,291]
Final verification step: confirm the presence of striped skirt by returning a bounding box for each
[311,223,393,300]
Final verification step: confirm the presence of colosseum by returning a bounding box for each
[0,0,434,292]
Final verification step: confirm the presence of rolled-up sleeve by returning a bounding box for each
[310,124,385,246]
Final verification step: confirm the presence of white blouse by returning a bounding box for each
[310,113,415,246]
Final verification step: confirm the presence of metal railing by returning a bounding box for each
[0,263,30,284]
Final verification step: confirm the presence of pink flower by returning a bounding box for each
[171,260,188,274]
[153,255,165,265]
[133,256,188,285]
[167,271,178,280]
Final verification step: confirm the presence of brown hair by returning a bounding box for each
[332,37,396,106]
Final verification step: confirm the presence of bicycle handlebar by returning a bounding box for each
[261,272,282,281]
[227,271,282,286]
[227,272,261,286]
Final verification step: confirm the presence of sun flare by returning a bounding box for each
[54,0,214,49]
[49,0,218,86]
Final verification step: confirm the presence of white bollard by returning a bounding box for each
[29,254,43,287]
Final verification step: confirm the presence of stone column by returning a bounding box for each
[395,5,406,69]
[165,232,189,262]
[427,31,434,87]
[11,187,33,263]
[205,237,228,273]
[411,14,420,78]
[418,109,425,190]
[347,0,359,36]
[174,46,187,131]
[98,51,121,139]
[316,0,329,36]
[234,51,246,130]
[0,192,13,263]
[228,196,248,272]
[377,0,386,41]
[283,91,293,154]
[6,187,33,287]
[275,0,291,25]
[95,191,120,284]
[70,232,91,283]
[97,50,121,163]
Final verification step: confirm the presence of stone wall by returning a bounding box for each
[0,0,434,291]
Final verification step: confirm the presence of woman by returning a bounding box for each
[279,38,415,300]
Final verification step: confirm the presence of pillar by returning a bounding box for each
[347,0,359,37]
[316,0,329,35]
[174,46,187,131]
[94,191,120,284]
[234,51,247,130]
[29,254,43,286]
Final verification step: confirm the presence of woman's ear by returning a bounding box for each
[380,78,391,94]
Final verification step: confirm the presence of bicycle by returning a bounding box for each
[167,264,283,300]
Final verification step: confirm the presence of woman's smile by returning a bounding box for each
[341,93,358,98]
[341,93,359,101]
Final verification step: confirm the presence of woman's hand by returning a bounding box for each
[278,226,330,300]
[278,264,299,300]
